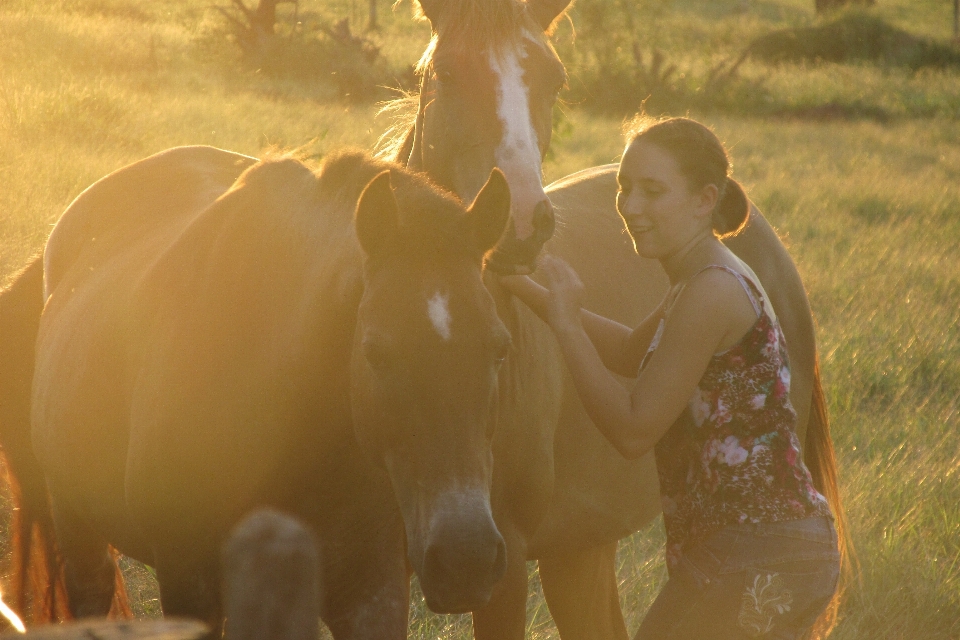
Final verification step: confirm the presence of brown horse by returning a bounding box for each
[387,1,844,638]
[0,147,515,637]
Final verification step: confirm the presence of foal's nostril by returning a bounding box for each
[532,199,555,239]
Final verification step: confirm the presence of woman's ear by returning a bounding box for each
[696,183,720,221]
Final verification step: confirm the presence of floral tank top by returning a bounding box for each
[641,265,832,571]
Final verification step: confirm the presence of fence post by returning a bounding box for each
[955,0,959,40]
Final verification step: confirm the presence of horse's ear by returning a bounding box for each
[528,0,573,31]
[414,0,442,26]
[466,168,511,255]
[355,171,399,256]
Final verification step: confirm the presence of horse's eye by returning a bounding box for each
[436,70,454,86]
[363,341,393,372]
[493,341,511,369]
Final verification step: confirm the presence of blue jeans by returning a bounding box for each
[635,517,840,640]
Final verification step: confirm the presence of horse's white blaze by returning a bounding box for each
[489,37,547,239]
[427,291,452,341]
[431,487,495,526]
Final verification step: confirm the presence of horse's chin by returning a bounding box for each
[483,235,547,276]
[484,254,537,276]
[420,583,494,615]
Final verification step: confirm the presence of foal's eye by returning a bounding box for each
[436,70,454,86]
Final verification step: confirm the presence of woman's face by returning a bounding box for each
[616,140,715,260]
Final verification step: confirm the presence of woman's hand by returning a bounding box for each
[539,255,586,334]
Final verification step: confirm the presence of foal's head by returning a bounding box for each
[399,0,572,274]
[349,161,512,613]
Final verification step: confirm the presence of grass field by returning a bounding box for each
[1,0,958,638]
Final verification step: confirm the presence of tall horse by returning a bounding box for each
[0,147,515,638]
[386,1,843,638]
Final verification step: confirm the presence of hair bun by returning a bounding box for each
[713,178,749,237]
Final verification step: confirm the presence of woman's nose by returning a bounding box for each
[620,193,644,218]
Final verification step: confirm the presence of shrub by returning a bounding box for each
[747,11,960,70]
[215,2,416,101]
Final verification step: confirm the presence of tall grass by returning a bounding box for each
[2,0,958,638]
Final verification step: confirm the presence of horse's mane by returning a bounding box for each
[374,93,418,162]
[318,150,479,257]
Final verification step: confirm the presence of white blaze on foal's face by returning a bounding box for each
[488,35,547,239]
[427,291,452,341]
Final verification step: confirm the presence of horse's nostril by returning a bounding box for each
[532,199,555,237]
[492,537,507,582]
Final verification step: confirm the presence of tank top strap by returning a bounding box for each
[693,264,764,318]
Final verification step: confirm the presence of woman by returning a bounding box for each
[502,117,843,639]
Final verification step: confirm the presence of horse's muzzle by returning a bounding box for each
[416,492,507,613]
[484,199,555,275]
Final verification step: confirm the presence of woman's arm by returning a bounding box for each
[500,274,666,376]
[538,257,748,459]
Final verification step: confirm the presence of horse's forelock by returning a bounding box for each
[436,0,522,39]
[415,0,544,74]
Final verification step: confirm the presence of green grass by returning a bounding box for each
[556,0,960,117]
[2,0,959,638]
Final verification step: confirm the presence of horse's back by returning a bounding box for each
[531,164,818,553]
[44,146,257,298]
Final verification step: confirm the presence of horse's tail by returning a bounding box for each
[0,257,134,626]
[803,355,856,640]
[0,255,70,625]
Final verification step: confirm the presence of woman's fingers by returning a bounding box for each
[540,256,585,329]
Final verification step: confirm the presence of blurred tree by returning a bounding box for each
[954,0,959,41]
[216,0,298,59]
[815,0,874,14]
[368,0,378,31]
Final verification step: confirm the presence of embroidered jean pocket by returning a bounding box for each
[737,568,794,637]
[736,560,840,639]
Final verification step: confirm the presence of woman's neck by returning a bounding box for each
[660,231,725,287]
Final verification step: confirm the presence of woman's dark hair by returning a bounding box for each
[623,115,749,238]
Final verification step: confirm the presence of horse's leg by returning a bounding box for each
[154,549,222,632]
[471,525,528,640]
[50,499,117,618]
[311,496,409,640]
[319,549,408,639]
[539,542,629,640]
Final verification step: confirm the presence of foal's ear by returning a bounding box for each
[528,0,573,31]
[466,168,511,255]
[355,171,399,256]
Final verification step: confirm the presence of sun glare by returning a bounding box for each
[0,590,25,634]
